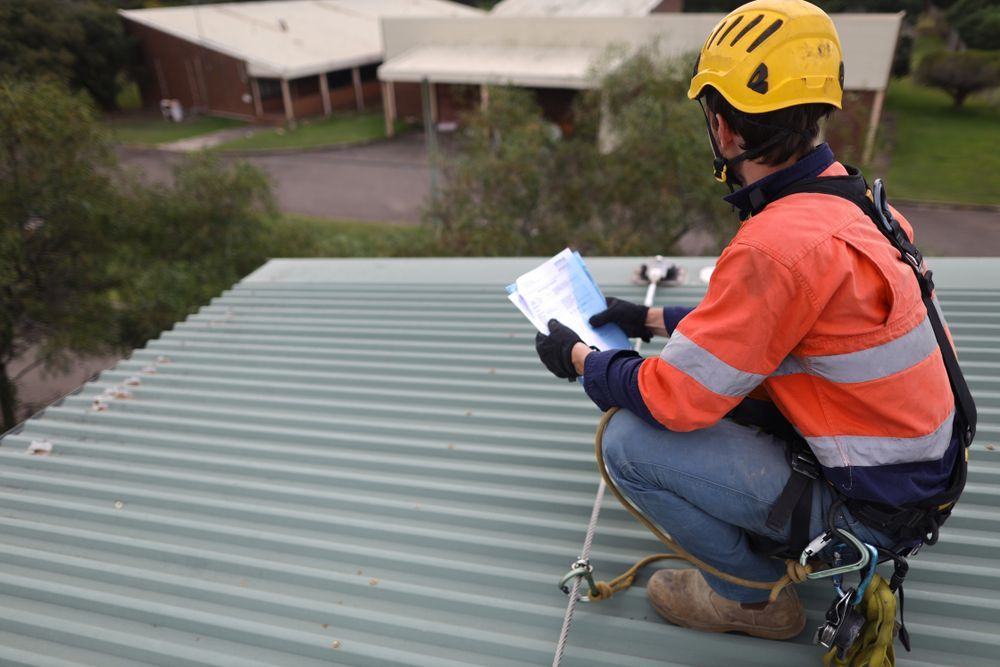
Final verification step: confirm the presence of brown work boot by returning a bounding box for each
[646,568,806,640]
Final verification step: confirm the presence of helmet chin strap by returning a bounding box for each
[697,98,809,193]
[698,99,739,192]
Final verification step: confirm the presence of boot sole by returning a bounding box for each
[648,595,806,641]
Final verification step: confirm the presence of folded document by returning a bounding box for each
[506,249,630,351]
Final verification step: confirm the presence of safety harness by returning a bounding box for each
[735,170,977,664]
[561,169,977,666]
[750,168,977,550]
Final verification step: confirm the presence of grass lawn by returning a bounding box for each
[883,78,1000,206]
[269,215,442,257]
[108,115,246,146]
[216,112,406,152]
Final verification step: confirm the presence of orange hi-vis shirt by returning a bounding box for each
[637,162,957,505]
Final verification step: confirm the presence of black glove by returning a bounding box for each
[589,297,651,342]
[535,319,584,381]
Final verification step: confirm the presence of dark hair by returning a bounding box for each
[702,86,835,166]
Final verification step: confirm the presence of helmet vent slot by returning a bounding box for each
[731,14,764,47]
[708,20,728,47]
[747,63,769,94]
[746,19,783,53]
[716,16,743,46]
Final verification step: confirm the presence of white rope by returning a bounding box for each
[551,262,665,666]
[552,477,606,667]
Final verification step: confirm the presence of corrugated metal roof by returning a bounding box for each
[2,257,998,667]
[491,0,665,16]
[379,14,903,91]
[119,0,482,80]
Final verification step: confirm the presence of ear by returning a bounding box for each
[713,113,742,155]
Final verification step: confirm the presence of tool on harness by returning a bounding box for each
[816,586,867,660]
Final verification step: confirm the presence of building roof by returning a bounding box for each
[491,0,666,16]
[119,0,482,80]
[1,256,998,666]
[379,13,902,90]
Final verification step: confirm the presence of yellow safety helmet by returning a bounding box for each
[688,0,844,114]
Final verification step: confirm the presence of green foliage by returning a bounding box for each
[114,154,279,348]
[427,48,734,255]
[268,216,441,258]
[0,77,280,429]
[915,49,1000,107]
[0,1,133,110]
[891,34,914,78]
[427,48,732,257]
[0,78,122,429]
[947,0,1000,50]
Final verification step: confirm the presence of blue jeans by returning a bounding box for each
[602,409,899,603]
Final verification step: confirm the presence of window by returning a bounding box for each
[257,78,282,99]
[360,63,379,82]
[326,69,353,89]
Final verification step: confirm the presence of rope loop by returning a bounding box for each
[594,408,818,605]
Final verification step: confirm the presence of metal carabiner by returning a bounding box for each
[800,528,871,580]
[558,559,599,599]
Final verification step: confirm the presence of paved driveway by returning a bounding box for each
[119,133,432,223]
[118,136,999,254]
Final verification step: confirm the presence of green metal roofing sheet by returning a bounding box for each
[2,257,998,667]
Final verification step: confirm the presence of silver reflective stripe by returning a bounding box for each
[659,332,765,397]
[770,316,937,384]
[806,409,955,468]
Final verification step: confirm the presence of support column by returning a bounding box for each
[319,73,331,117]
[422,78,439,204]
[480,84,489,111]
[352,67,365,111]
[280,78,295,124]
[382,81,396,137]
[862,88,886,166]
[428,82,438,124]
[250,78,263,118]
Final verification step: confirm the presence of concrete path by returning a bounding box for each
[156,126,261,152]
[117,135,999,252]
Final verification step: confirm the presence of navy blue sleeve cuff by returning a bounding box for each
[583,349,663,429]
[662,306,693,335]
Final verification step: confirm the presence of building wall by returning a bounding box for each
[652,0,684,12]
[124,20,255,119]
[394,82,424,121]
[435,84,478,123]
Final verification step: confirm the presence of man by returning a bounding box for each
[534,0,961,641]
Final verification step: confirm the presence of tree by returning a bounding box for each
[426,47,732,257]
[916,49,1000,107]
[0,1,133,110]
[114,153,279,349]
[0,77,279,430]
[0,78,123,430]
[947,0,1000,50]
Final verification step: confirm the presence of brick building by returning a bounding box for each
[120,0,480,124]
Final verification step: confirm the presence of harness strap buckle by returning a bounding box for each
[791,450,820,480]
